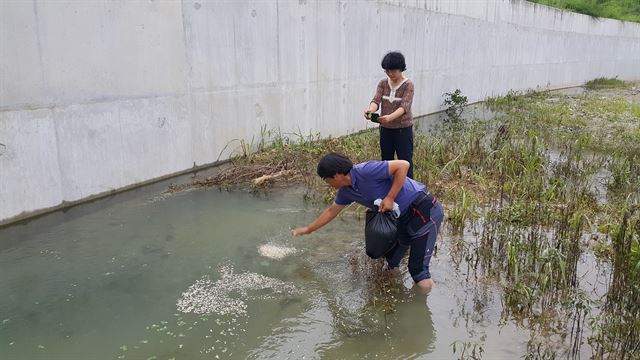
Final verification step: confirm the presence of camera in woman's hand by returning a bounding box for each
[366,112,379,123]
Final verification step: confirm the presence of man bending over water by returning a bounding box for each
[291,153,444,292]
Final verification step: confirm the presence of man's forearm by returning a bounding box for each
[306,205,341,233]
[386,175,405,201]
[386,161,409,201]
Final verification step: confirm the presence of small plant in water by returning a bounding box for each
[448,187,478,234]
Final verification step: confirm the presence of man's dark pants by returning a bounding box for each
[385,195,444,283]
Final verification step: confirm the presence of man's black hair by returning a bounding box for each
[317,152,353,179]
[381,51,406,72]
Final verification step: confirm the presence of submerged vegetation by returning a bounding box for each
[171,79,639,358]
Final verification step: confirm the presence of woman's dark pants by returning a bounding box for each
[379,125,414,179]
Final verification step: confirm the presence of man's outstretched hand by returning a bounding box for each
[291,227,310,236]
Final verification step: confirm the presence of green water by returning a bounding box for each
[0,178,593,359]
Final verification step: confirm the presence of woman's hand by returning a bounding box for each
[378,115,392,124]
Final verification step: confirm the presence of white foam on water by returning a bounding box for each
[258,243,298,260]
[176,264,296,316]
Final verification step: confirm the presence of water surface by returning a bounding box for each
[1,182,552,359]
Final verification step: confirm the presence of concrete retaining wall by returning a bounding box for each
[1,0,639,224]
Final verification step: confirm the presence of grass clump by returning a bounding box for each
[584,77,630,90]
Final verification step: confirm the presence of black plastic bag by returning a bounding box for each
[365,209,398,259]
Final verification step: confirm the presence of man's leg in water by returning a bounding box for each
[408,230,436,291]
[408,202,444,292]
[385,241,408,274]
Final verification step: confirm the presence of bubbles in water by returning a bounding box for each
[258,243,298,260]
[176,264,297,316]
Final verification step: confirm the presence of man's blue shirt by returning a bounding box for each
[334,161,426,215]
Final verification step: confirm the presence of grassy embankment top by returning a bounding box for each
[528,0,640,23]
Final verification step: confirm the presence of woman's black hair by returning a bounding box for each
[381,51,406,72]
[317,152,353,179]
